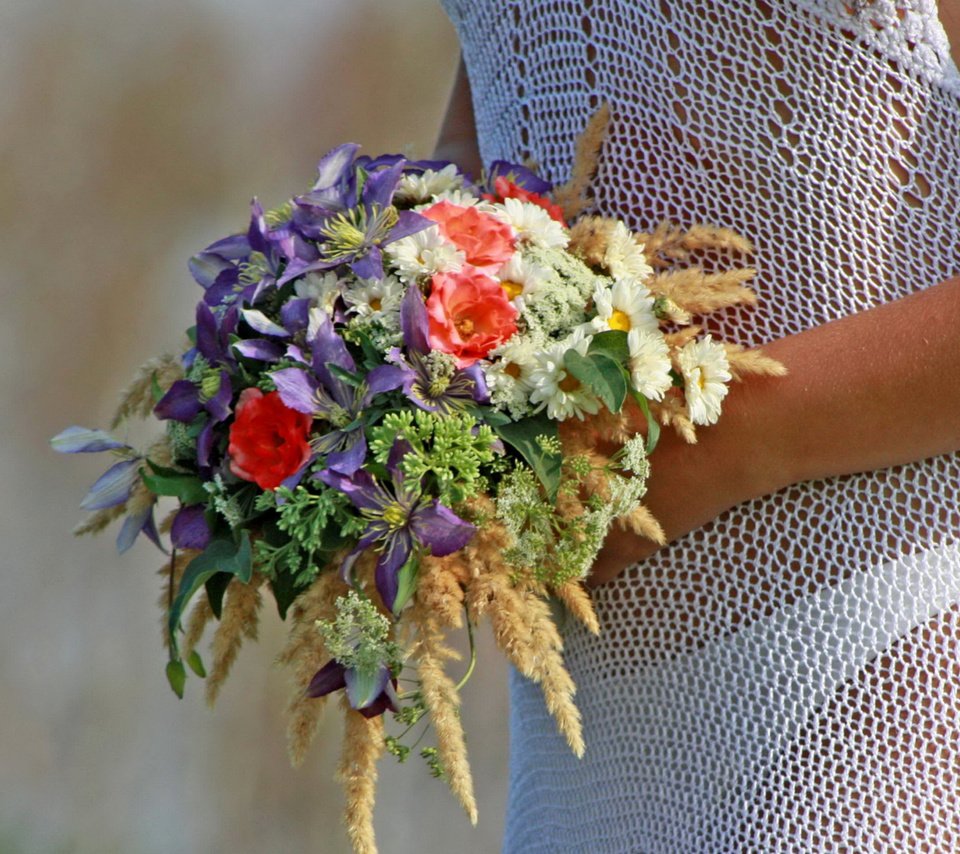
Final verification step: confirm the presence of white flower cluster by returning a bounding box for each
[375,175,732,429]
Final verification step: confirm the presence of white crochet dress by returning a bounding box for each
[440,1,960,851]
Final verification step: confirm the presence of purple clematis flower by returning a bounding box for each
[231,297,318,364]
[154,365,233,469]
[306,658,399,718]
[387,286,489,414]
[271,312,403,475]
[50,427,162,554]
[319,441,475,612]
[189,200,316,309]
[283,145,432,283]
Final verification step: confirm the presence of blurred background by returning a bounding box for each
[0,1,511,852]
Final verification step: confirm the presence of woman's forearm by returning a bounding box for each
[746,274,960,490]
[432,58,482,178]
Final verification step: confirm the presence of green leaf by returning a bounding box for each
[166,660,186,698]
[167,533,252,659]
[493,414,563,500]
[186,650,207,678]
[392,554,421,616]
[563,349,628,414]
[473,405,511,428]
[327,363,363,388]
[141,461,208,506]
[204,571,232,619]
[588,329,630,363]
[268,568,311,620]
[631,391,661,454]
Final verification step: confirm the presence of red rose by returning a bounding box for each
[427,266,518,367]
[228,388,313,490]
[484,176,566,224]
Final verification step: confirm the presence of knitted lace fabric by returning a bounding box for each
[440,1,960,851]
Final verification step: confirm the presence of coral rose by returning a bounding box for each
[426,267,518,367]
[421,200,515,273]
[228,388,313,490]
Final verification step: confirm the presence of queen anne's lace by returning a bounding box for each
[442,1,960,851]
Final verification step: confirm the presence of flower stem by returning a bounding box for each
[454,613,477,692]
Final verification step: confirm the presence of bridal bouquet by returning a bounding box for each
[53,109,782,853]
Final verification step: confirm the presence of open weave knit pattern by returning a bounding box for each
[441,1,960,851]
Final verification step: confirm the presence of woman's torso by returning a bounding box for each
[442,1,960,850]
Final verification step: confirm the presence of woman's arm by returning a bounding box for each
[432,58,483,178]
[590,274,960,585]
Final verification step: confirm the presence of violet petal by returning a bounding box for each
[203,233,252,261]
[154,380,202,423]
[326,431,367,477]
[195,302,221,363]
[51,427,127,454]
[306,659,347,698]
[374,531,413,610]
[319,468,384,512]
[349,246,384,281]
[361,159,405,208]
[400,285,430,354]
[345,664,392,711]
[171,505,211,551]
[233,339,286,362]
[365,364,406,399]
[204,372,233,423]
[81,458,141,511]
[189,251,235,289]
[309,313,356,386]
[410,502,476,557]
[116,505,150,554]
[271,368,320,415]
[280,298,311,333]
[387,209,433,243]
[241,309,289,338]
[196,421,215,469]
[463,363,491,404]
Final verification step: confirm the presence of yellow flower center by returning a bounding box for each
[558,373,581,393]
[501,280,523,300]
[607,309,632,332]
[455,316,475,337]
[382,503,407,530]
[504,362,522,380]
[369,297,382,311]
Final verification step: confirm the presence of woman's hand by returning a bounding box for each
[590,275,960,586]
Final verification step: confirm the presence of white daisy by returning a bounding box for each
[604,221,653,283]
[495,253,550,310]
[493,197,568,250]
[528,329,601,421]
[627,329,673,401]
[589,278,658,335]
[486,335,541,418]
[393,165,464,205]
[427,188,485,208]
[294,271,342,316]
[384,224,465,281]
[342,275,404,328]
[677,335,732,426]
